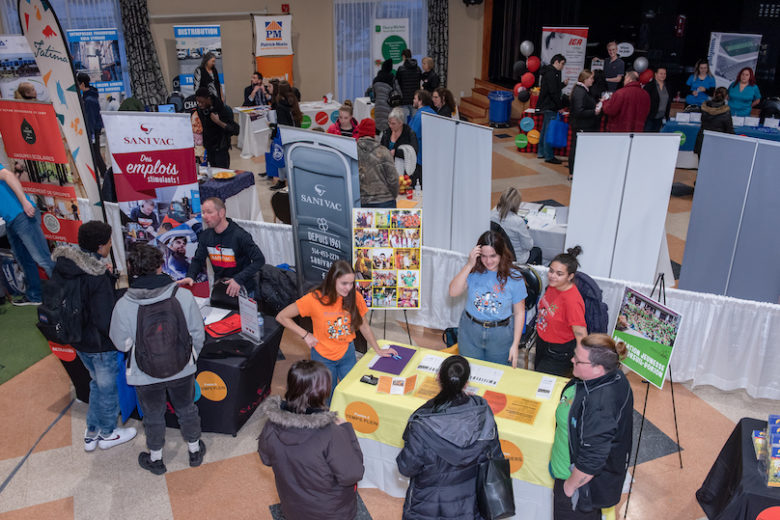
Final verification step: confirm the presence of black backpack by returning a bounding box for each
[131,287,193,378]
[37,272,83,345]
[259,265,298,315]
[572,271,609,334]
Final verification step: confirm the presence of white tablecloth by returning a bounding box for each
[299,101,342,130]
[233,106,272,159]
[521,203,568,264]
[354,97,374,122]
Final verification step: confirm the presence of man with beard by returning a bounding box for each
[163,236,190,279]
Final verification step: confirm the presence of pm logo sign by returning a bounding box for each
[265,21,283,41]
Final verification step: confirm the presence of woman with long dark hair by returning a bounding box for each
[276,260,397,395]
[535,246,587,376]
[449,230,527,367]
[569,69,600,179]
[193,52,222,101]
[694,87,735,156]
[727,67,761,117]
[273,80,303,128]
[490,187,535,264]
[432,87,456,118]
[258,360,365,519]
[397,355,503,519]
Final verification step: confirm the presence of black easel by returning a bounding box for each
[369,310,413,345]
[623,273,683,518]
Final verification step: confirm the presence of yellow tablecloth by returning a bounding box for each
[331,341,567,489]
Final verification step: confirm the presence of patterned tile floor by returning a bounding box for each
[1,137,776,520]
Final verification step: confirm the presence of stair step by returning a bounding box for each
[459,102,488,120]
[461,95,489,110]
[472,87,490,104]
[474,78,511,92]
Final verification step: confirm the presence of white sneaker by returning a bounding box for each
[84,429,99,452]
[98,427,137,450]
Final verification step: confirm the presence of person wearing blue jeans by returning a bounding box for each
[0,164,55,304]
[311,341,357,395]
[536,54,567,164]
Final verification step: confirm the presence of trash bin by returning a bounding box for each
[488,90,514,127]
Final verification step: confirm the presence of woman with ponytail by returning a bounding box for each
[397,355,503,519]
[550,334,633,519]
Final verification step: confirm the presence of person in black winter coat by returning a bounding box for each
[373,58,396,133]
[195,88,240,169]
[421,57,440,92]
[395,49,422,117]
[568,70,600,177]
[380,107,419,164]
[694,87,734,156]
[537,54,567,164]
[51,221,137,452]
[397,355,504,520]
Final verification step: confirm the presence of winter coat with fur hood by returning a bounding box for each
[694,100,734,155]
[51,245,117,353]
[257,396,364,520]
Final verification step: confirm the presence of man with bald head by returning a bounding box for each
[601,71,650,132]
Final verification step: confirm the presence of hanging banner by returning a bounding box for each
[255,54,294,84]
[253,15,293,56]
[613,287,682,390]
[174,25,224,97]
[352,208,422,309]
[17,0,101,208]
[541,27,589,95]
[0,100,79,242]
[0,34,50,102]
[372,18,409,71]
[708,32,762,88]
[66,28,125,110]
[102,111,207,293]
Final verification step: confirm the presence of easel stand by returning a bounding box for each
[623,273,683,518]
[369,310,413,345]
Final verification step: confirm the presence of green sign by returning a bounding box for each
[515,134,528,149]
[300,114,312,129]
[613,287,681,389]
[381,35,407,64]
[674,130,686,147]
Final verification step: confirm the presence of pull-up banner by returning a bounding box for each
[541,27,589,95]
[254,15,293,56]
[174,25,224,97]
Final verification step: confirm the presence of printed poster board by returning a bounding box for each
[372,18,409,71]
[66,28,125,110]
[352,208,422,309]
[174,25,224,97]
[254,15,294,56]
[613,287,682,389]
[541,27,588,95]
[0,35,50,102]
[708,32,762,89]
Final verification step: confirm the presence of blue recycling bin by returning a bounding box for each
[488,90,513,127]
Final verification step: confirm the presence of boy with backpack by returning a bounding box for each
[109,244,205,475]
[47,221,137,451]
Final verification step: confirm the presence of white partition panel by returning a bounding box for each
[565,134,630,277]
[421,114,458,251]
[611,134,679,284]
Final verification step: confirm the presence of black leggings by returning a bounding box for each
[534,337,576,377]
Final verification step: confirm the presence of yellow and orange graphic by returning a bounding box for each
[344,401,380,434]
[197,371,228,401]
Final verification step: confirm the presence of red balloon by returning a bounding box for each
[514,83,526,97]
[526,56,541,73]
[639,69,654,84]
[521,72,535,89]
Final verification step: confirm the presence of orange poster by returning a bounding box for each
[255,55,294,85]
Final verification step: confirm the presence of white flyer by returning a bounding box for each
[536,376,557,399]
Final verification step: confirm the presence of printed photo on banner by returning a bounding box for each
[174,25,223,97]
[0,35,50,102]
[354,248,372,280]
[541,27,589,95]
[614,287,682,389]
[66,29,125,110]
[357,281,372,307]
[398,288,419,308]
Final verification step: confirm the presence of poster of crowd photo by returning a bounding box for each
[614,287,683,389]
[352,208,422,309]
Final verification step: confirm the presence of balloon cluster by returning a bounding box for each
[512,40,539,103]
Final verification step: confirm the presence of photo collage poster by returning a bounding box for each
[352,208,422,309]
[0,100,80,244]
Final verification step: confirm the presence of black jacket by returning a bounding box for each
[694,100,734,155]
[645,79,671,122]
[568,369,633,511]
[569,84,599,132]
[82,86,103,142]
[243,84,269,106]
[397,394,503,519]
[51,246,116,353]
[396,59,422,105]
[274,98,299,128]
[380,124,418,162]
[538,64,565,112]
[422,69,440,92]
[373,58,396,86]
[187,219,265,295]
[437,105,454,118]
[198,98,239,151]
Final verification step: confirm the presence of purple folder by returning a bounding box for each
[369,345,416,375]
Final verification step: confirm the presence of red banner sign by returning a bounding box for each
[21,181,81,243]
[0,100,67,163]
[112,148,197,200]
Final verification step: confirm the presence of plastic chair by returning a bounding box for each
[394,144,417,177]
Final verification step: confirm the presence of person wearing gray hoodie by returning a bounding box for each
[110,244,205,475]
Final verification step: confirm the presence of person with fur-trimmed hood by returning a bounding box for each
[51,221,137,452]
[258,360,364,520]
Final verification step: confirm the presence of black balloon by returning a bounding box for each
[512,60,527,79]
[517,90,531,102]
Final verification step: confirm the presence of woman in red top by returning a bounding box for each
[327,100,358,138]
[276,260,397,396]
[535,246,587,376]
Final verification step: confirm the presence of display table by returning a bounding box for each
[331,341,567,519]
[521,203,568,264]
[199,168,260,221]
[517,110,607,157]
[233,106,271,159]
[696,418,780,519]
[166,315,283,436]
[298,100,342,130]
[354,97,374,122]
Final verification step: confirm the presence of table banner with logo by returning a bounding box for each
[66,28,125,109]
[102,112,207,295]
[331,341,567,488]
[613,287,682,389]
[352,208,422,309]
[0,99,80,243]
[174,25,224,97]
[18,0,100,207]
[253,15,293,56]
[541,27,588,95]
[0,35,50,102]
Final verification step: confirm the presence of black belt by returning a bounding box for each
[465,311,511,328]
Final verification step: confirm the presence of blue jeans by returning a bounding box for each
[6,209,55,302]
[310,341,357,397]
[538,110,556,160]
[77,351,120,436]
[362,200,397,209]
[457,312,514,366]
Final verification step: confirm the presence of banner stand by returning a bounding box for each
[623,272,683,519]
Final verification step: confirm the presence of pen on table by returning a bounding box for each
[392,354,402,360]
